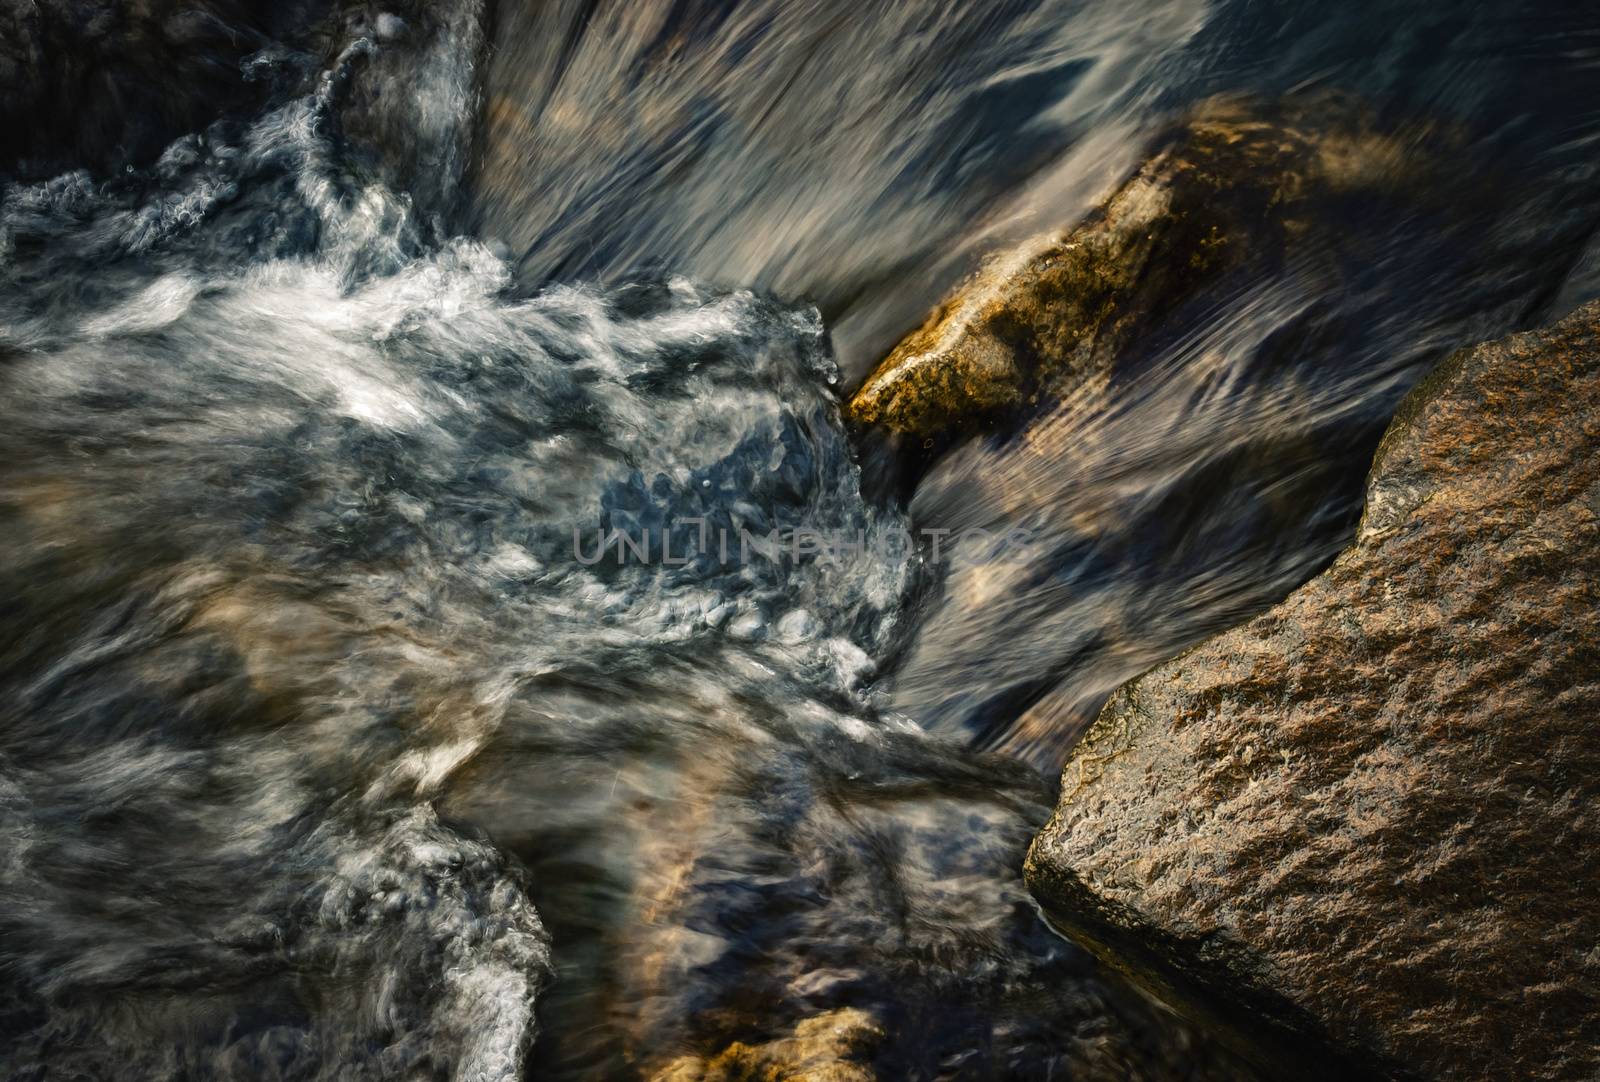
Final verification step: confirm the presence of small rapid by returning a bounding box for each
[2,0,1599,1079]
[0,7,1243,1077]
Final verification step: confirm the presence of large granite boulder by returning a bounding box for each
[1025,301,1600,1080]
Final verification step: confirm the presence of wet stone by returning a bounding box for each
[845,95,1439,463]
[1025,301,1600,1081]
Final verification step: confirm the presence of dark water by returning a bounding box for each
[1,1,1598,1079]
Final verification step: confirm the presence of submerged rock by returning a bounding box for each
[1025,301,1600,1080]
[649,1009,882,1082]
[844,95,1430,456]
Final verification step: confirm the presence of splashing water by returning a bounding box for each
[2,0,1599,1079]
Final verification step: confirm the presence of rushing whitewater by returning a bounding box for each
[0,7,1247,1079]
[2,0,1599,1079]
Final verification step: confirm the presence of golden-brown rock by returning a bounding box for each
[648,1009,883,1082]
[845,96,1428,450]
[1025,301,1600,1080]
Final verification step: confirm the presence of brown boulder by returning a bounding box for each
[844,95,1428,452]
[1025,301,1600,1079]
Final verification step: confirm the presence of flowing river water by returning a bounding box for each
[2,1,1598,1079]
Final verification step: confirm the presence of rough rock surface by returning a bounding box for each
[1025,301,1600,1080]
[844,95,1428,452]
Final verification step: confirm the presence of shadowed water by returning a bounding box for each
[2,0,1599,1078]
[472,0,1600,768]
